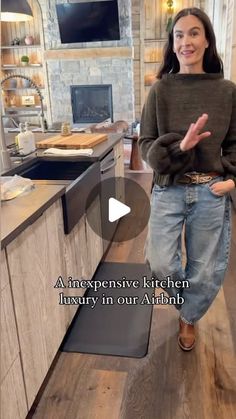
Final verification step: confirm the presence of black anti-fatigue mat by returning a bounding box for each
[61,262,154,358]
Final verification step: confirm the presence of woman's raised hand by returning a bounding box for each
[180,113,211,151]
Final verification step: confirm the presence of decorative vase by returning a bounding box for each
[11,37,20,46]
[25,35,34,45]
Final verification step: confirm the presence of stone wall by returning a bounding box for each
[38,0,135,125]
[47,57,134,124]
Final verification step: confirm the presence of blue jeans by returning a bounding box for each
[145,178,232,323]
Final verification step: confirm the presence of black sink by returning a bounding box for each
[17,160,93,181]
[8,159,101,234]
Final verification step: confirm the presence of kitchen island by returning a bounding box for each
[2,133,124,241]
[1,133,124,418]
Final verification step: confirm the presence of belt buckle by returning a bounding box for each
[199,175,213,183]
[185,173,198,184]
[186,174,213,184]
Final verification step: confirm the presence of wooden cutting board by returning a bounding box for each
[36,133,108,149]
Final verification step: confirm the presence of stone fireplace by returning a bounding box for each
[39,0,134,126]
[71,84,113,124]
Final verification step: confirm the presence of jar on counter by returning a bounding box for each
[61,122,71,136]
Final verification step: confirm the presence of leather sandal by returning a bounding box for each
[178,318,196,351]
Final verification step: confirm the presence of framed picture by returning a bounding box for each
[21,95,35,106]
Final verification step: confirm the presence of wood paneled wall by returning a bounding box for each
[1,0,41,46]
[225,0,236,82]
[1,0,43,85]
[131,0,206,118]
[205,0,236,82]
[144,0,204,39]
[131,0,142,120]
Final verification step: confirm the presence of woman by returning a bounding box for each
[138,7,236,351]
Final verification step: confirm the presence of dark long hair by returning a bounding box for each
[157,7,224,78]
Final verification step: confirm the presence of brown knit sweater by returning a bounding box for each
[138,73,236,186]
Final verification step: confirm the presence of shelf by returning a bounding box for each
[3,87,45,91]
[5,113,40,117]
[144,61,161,64]
[6,106,46,111]
[144,39,167,42]
[1,14,48,129]
[1,45,41,49]
[2,65,42,70]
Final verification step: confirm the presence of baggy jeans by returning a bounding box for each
[145,178,232,324]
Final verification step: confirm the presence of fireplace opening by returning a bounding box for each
[71,84,113,124]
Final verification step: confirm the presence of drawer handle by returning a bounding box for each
[100,159,116,174]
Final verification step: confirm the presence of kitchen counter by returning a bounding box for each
[4,132,123,174]
[1,182,66,248]
[1,133,124,248]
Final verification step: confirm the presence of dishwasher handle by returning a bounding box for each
[100,158,116,174]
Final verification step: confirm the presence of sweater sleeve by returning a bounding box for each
[221,86,236,186]
[138,84,195,175]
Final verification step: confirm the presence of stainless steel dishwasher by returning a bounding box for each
[100,149,118,251]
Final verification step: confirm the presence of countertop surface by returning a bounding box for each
[1,182,66,249]
[1,132,123,248]
[4,132,123,173]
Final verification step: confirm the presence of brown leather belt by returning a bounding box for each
[176,172,220,185]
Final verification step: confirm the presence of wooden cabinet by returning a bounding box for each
[6,200,68,407]
[1,250,28,419]
[4,192,104,411]
[62,214,90,326]
[62,195,103,325]
[85,195,104,278]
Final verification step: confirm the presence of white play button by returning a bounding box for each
[108,197,131,222]
[86,177,150,242]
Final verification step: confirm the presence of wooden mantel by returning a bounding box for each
[44,46,134,60]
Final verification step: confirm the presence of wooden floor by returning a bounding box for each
[28,171,236,419]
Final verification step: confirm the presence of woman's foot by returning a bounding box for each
[178,318,196,351]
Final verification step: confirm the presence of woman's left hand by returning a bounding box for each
[210,179,235,196]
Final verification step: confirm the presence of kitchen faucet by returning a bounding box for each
[1,74,47,131]
[1,74,47,171]
[2,115,19,128]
